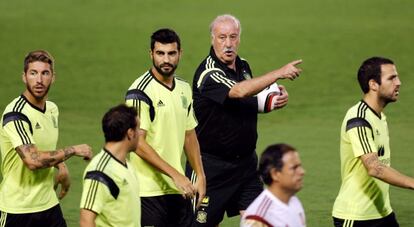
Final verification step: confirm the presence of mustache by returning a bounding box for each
[223,47,234,52]
[160,63,174,68]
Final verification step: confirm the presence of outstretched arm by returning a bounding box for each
[360,152,414,189]
[136,129,196,199]
[229,59,302,98]
[184,129,206,208]
[16,144,92,170]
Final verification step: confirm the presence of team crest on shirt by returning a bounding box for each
[242,70,252,80]
[181,95,188,109]
[196,211,207,223]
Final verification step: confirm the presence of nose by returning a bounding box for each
[36,74,43,83]
[224,37,232,47]
[396,76,402,86]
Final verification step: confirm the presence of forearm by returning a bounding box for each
[362,154,414,189]
[16,144,76,170]
[136,138,182,179]
[229,72,278,98]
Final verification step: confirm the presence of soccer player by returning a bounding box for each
[332,57,414,227]
[186,14,303,226]
[79,104,141,227]
[241,143,306,227]
[125,28,206,226]
[0,50,92,227]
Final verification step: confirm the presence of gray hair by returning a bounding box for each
[209,14,241,38]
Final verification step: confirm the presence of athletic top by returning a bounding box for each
[333,100,392,220]
[126,70,197,196]
[0,95,59,213]
[80,149,140,227]
[241,189,306,227]
[193,47,258,160]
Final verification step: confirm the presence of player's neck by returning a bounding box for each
[268,185,293,204]
[363,94,384,115]
[151,68,174,88]
[104,142,128,165]
[22,91,47,110]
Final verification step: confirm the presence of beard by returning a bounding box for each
[26,83,51,101]
[153,61,177,77]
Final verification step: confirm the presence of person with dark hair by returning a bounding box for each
[186,14,303,226]
[332,57,414,227]
[241,143,306,227]
[80,104,140,227]
[0,50,92,227]
[125,28,206,226]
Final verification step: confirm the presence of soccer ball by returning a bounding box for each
[257,83,280,113]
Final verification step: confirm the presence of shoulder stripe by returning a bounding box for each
[3,112,33,133]
[346,118,371,131]
[197,67,227,88]
[136,72,152,91]
[125,89,155,122]
[210,73,235,89]
[354,103,373,154]
[206,56,215,69]
[85,171,120,199]
[13,96,26,113]
[82,153,115,209]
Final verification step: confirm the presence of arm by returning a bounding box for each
[16,144,92,170]
[136,129,195,198]
[54,162,70,199]
[184,129,206,207]
[79,209,97,227]
[228,59,302,98]
[360,152,414,189]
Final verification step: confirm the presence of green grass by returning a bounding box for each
[1,0,414,226]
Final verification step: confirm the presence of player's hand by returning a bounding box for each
[54,162,70,199]
[274,85,288,109]
[277,59,302,80]
[72,144,93,160]
[194,174,206,208]
[173,174,196,199]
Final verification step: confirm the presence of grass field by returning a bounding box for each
[1,0,414,226]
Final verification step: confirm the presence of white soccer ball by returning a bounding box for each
[257,83,280,113]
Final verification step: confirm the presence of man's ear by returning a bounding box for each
[126,128,135,140]
[270,168,280,182]
[22,72,26,84]
[369,79,379,92]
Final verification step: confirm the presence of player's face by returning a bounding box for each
[276,151,305,194]
[129,119,140,151]
[22,61,54,101]
[211,20,240,66]
[151,42,181,77]
[378,64,401,104]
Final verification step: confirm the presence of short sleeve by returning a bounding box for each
[195,68,236,105]
[80,178,111,214]
[125,89,153,131]
[346,117,376,157]
[2,112,34,148]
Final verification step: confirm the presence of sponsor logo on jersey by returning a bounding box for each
[157,100,165,107]
[196,211,207,223]
[35,122,41,129]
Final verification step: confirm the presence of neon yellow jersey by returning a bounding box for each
[125,71,197,196]
[0,95,59,213]
[333,101,392,220]
[80,149,140,227]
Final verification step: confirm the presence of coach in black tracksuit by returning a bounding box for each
[186,14,303,226]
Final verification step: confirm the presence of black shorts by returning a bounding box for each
[186,152,263,226]
[333,212,399,227]
[0,204,67,227]
[141,194,193,227]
